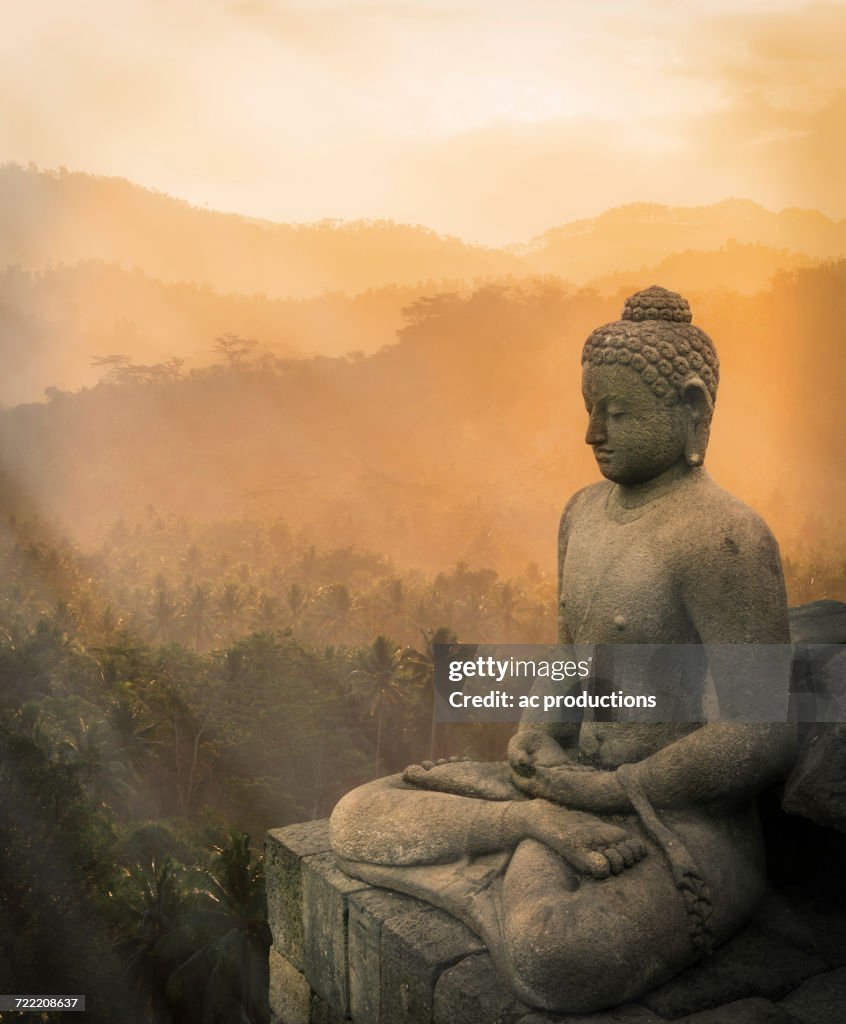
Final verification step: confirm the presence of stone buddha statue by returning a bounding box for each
[329,287,796,1014]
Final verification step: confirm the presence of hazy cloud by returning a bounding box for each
[1,0,844,242]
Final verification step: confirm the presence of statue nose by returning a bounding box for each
[585,411,606,445]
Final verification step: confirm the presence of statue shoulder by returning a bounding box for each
[683,476,781,559]
[559,482,611,536]
[676,475,789,642]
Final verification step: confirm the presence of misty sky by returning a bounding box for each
[3,0,845,244]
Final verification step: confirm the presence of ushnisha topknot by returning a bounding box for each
[582,286,719,407]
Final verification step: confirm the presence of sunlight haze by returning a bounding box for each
[4,0,845,243]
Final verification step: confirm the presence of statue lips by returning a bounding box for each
[593,447,614,464]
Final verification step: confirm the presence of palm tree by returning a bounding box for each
[183,585,212,652]
[372,577,409,638]
[312,583,358,646]
[149,587,178,643]
[107,687,160,814]
[403,626,458,760]
[169,834,271,1024]
[216,582,244,644]
[492,580,525,642]
[251,592,281,633]
[285,582,309,634]
[58,712,137,814]
[350,635,407,771]
[117,856,194,1024]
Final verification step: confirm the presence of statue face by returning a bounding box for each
[582,364,688,485]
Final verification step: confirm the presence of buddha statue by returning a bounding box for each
[329,287,796,1013]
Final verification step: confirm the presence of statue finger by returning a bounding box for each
[512,772,539,796]
[512,757,536,778]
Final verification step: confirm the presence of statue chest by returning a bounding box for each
[560,512,695,644]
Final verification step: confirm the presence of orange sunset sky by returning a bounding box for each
[4,0,845,244]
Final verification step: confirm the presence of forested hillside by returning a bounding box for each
[2,165,844,405]
[2,266,844,574]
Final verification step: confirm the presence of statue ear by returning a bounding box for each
[681,377,713,467]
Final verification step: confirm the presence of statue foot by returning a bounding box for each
[516,802,648,880]
[403,760,522,801]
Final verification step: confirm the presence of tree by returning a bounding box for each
[350,636,407,771]
[172,834,270,1024]
[403,626,458,760]
[0,726,127,1021]
[117,856,195,1024]
[213,333,258,368]
[216,582,244,644]
[183,585,212,652]
[118,837,270,1024]
[492,580,525,643]
[251,592,281,633]
[312,583,358,646]
[285,582,309,633]
[149,587,178,643]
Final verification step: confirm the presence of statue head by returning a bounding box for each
[581,287,719,485]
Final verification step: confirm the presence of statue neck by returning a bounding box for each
[612,460,700,511]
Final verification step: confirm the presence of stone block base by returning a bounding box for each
[266,822,846,1024]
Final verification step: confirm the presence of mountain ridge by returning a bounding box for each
[4,165,845,296]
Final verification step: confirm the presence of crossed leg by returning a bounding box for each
[330,774,766,1013]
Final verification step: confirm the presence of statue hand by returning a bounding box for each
[512,764,628,812]
[507,728,578,777]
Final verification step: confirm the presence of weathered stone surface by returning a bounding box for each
[268,945,312,1024]
[266,821,332,968]
[379,904,485,1024]
[639,926,826,1019]
[520,1003,664,1023]
[433,952,531,1024]
[677,996,799,1023]
[348,887,425,1024]
[779,967,846,1024]
[309,991,348,1024]
[301,850,370,1017]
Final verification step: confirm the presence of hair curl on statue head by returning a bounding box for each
[581,286,719,408]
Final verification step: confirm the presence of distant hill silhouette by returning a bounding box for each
[0,164,521,298]
[516,200,846,281]
[3,167,844,299]
[588,241,816,298]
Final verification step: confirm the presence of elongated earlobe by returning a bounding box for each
[682,377,713,468]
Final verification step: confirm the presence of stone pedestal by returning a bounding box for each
[266,822,846,1024]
